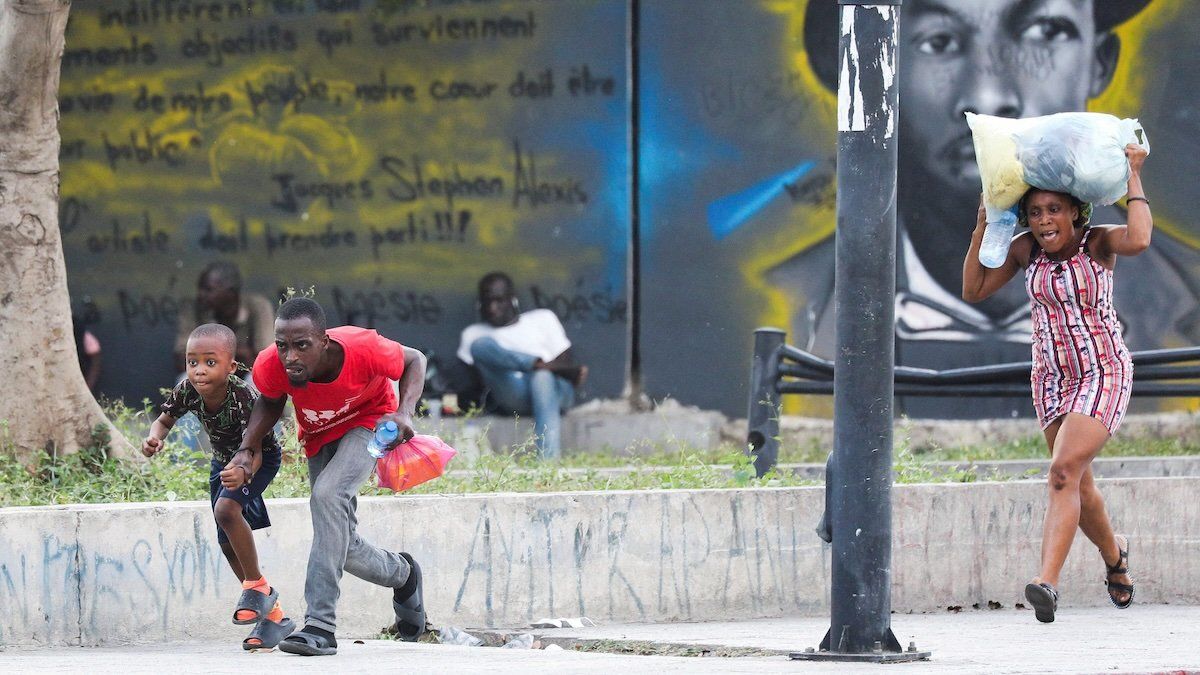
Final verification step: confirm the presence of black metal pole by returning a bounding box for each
[747,327,785,477]
[830,0,900,655]
[795,0,926,662]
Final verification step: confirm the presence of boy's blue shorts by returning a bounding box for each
[208,448,282,545]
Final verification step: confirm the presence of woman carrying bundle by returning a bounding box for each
[961,144,1149,623]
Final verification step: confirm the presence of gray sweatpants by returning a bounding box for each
[304,426,411,633]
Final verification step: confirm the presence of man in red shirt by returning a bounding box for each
[231,297,427,656]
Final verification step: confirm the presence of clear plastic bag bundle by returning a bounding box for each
[966,112,1148,267]
[375,434,458,493]
[1014,112,1147,205]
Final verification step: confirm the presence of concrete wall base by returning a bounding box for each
[1,478,1197,646]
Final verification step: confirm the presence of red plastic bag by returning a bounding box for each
[375,434,457,493]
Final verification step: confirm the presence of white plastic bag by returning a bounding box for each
[500,633,535,649]
[1014,112,1147,206]
[437,626,484,647]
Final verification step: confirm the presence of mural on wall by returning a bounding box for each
[639,0,1200,417]
[59,0,1200,419]
[58,0,630,405]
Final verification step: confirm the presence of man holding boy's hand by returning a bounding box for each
[235,297,428,657]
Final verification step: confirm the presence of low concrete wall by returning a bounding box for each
[2,478,1198,647]
[425,405,728,459]
[722,411,1200,452]
[449,455,1200,482]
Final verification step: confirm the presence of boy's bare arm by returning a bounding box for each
[142,413,176,457]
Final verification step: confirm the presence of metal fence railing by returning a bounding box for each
[746,327,1200,476]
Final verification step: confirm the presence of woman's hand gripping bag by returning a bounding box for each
[376,434,458,493]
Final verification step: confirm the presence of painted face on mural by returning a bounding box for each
[899,0,1112,199]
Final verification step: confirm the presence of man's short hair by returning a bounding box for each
[802,0,1154,92]
[199,260,242,290]
[188,323,237,357]
[477,271,515,299]
[277,297,327,332]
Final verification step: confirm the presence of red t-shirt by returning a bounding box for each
[253,326,405,457]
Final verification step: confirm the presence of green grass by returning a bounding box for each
[1,401,1197,508]
[904,435,1200,462]
[0,442,808,508]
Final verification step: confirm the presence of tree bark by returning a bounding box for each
[0,0,130,461]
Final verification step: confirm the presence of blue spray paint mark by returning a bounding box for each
[706,161,816,240]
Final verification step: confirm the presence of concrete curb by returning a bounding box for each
[720,411,1200,452]
[445,455,1200,482]
[2,477,1197,647]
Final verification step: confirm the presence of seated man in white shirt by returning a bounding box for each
[457,272,587,460]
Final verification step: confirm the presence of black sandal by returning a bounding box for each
[1105,535,1134,609]
[1024,582,1058,623]
[243,617,295,651]
[278,628,338,656]
[391,553,426,642]
[232,586,278,625]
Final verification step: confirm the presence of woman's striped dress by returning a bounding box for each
[1025,228,1133,434]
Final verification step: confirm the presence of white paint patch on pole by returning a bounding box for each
[838,5,899,137]
[837,6,864,132]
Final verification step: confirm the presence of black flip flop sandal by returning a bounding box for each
[243,617,296,651]
[232,586,279,625]
[391,553,426,642]
[278,628,338,656]
[1106,535,1134,609]
[1024,582,1058,623]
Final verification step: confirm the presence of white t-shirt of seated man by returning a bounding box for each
[457,308,571,367]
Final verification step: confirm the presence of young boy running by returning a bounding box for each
[143,323,294,650]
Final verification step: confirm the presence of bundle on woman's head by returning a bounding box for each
[967,111,1147,221]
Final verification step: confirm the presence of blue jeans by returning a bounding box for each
[470,337,574,460]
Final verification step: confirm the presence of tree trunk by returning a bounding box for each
[0,0,130,461]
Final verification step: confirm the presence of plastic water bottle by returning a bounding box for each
[367,421,399,458]
[978,208,1019,268]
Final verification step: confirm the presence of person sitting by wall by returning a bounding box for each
[73,313,102,393]
[175,261,276,373]
[172,261,278,455]
[457,272,587,460]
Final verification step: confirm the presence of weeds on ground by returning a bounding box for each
[2,400,1198,507]
[0,401,811,506]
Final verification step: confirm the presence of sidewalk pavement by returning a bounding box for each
[2,605,1197,674]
